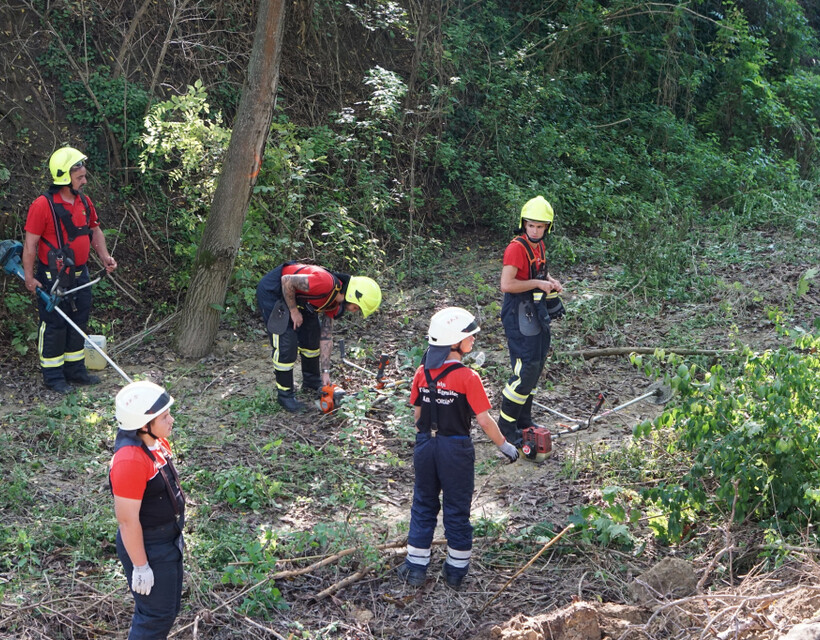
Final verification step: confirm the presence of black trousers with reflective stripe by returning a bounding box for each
[36,263,92,383]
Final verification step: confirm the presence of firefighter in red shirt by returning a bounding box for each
[110,380,185,639]
[256,263,382,411]
[397,307,518,590]
[497,196,564,449]
[22,147,117,393]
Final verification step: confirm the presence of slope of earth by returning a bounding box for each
[0,223,818,639]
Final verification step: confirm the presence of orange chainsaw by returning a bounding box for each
[319,384,346,413]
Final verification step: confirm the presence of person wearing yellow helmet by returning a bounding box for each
[22,147,118,394]
[256,263,382,412]
[497,196,565,451]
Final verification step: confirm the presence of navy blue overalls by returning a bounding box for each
[497,237,551,444]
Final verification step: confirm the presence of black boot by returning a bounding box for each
[43,366,74,394]
[65,369,100,385]
[517,394,543,429]
[45,378,75,394]
[277,390,306,413]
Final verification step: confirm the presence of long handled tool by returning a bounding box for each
[520,382,672,461]
[1,239,132,383]
[533,381,672,427]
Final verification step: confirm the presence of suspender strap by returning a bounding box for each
[139,443,186,522]
[422,363,464,434]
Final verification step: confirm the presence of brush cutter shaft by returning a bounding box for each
[45,297,132,383]
[532,400,582,423]
[591,390,655,421]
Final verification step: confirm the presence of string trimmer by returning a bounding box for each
[520,382,673,462]
[1,239,132,383]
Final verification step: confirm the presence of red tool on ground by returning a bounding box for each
[320,384,346,413]
[520,393,606,462]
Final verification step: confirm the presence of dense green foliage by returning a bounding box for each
[633,327,820,540]
[129,0,820,304]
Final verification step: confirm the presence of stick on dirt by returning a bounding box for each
[479,524,574,614]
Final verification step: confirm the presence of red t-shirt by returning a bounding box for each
[25,192,99,265]
[502,235,546,281]
[282,263,342,316]
[110,438,172,500]
[410,361,491,436]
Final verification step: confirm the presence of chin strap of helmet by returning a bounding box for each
[141,424,159,441]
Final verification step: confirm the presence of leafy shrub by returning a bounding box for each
[636,329,820,540]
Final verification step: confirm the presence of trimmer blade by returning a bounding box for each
[646,381,673,405]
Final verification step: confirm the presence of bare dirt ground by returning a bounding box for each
[1,228,819,639]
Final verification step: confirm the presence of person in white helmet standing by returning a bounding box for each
[397,307,519,591]
[109,381,185,639]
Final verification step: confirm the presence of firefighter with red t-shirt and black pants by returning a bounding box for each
[498,196,565,449]
[397,308,519,590]
[110,380,185,640]
[256,263,382,412]
[22,147,117,394]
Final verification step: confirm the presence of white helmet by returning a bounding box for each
[428,307,480,347]
[115,380,174,431]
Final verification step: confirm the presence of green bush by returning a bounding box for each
[636,329,820,540]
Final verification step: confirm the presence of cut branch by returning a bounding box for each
[558,347,738,360]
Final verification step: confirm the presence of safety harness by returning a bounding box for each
[422,362,465,436]
[110,429,186,530]
[39,192,93,291]
[513,236,548,281]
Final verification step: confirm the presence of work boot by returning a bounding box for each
[277,390,305,413]
[66,371,100,385]
[441,563,465,591]
[45,379,74,395]
[397,562,427,587]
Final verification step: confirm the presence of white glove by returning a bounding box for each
[498,441,520,463]
[131,562,154,596]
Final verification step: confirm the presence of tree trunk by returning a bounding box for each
[175,0,286,358]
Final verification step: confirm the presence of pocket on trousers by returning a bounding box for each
[517,300,541,336]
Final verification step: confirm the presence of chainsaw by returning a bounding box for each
[319,384,346,413]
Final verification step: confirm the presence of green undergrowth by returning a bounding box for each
[561,322,820,568]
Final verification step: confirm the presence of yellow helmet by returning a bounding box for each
[520,196,554,233]
[49,147,87,185]
[346,276,382,318]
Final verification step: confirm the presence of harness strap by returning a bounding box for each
[139,442,186,522]
[422,363,465,434]
[513,236,547,281]
[294,265,343,312]
[42,192,92,247]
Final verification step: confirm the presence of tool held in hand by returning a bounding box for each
[1,239,132,383]
[319,384,346,413]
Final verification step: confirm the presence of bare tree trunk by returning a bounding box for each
[175,0,286,358]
